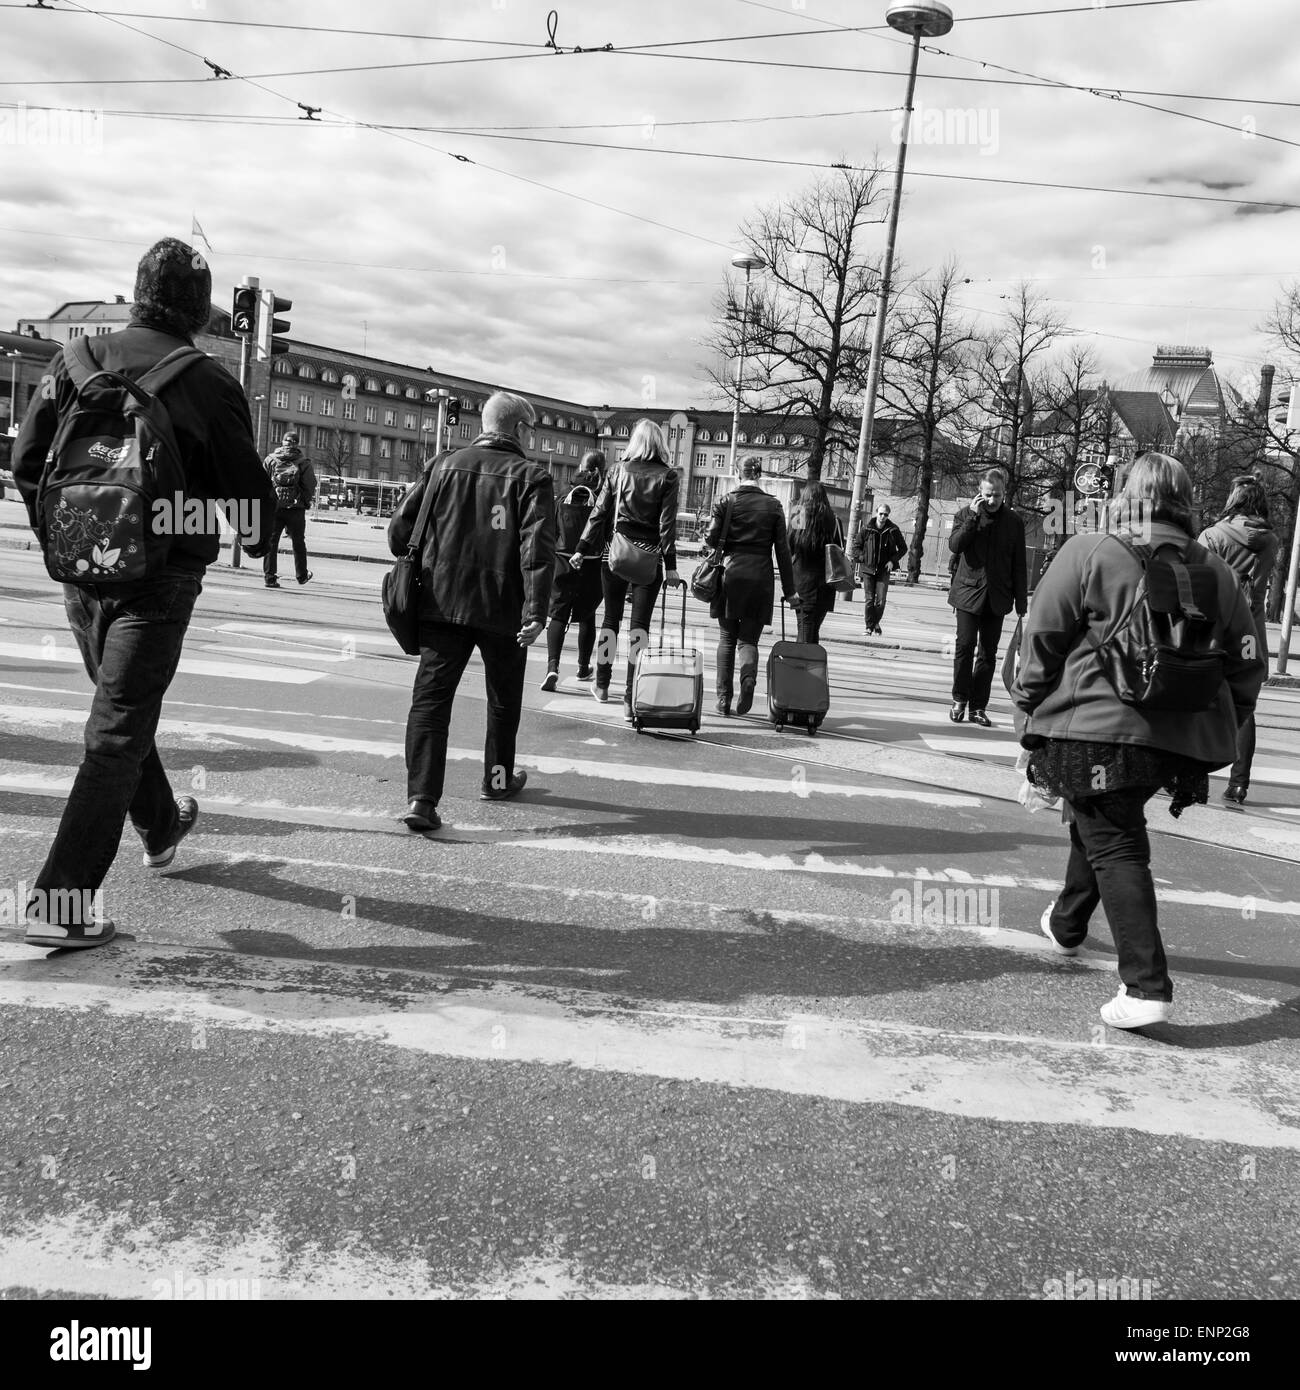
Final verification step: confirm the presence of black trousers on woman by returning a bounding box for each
[596,562,663,701]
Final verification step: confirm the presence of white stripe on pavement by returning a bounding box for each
[0,643,323,685]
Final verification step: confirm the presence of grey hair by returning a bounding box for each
[482,391,536,436]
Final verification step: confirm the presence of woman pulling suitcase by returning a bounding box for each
[704,456,800,716]
[787,480,844,644]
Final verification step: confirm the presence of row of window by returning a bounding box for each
[606,421,806,447]
[272,422,585,461]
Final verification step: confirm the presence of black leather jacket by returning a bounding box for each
[577,458,679,570]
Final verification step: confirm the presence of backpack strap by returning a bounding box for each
[63,336,100,389]
[136,346,207,395]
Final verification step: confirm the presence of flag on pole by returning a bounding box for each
[191,216,213,254]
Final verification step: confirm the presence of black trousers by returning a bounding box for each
[951,604,1005,710]
[264,507,309,582]
[861,570,890,630]
[405,622,527,804]
[1050,786,1171,1001]
[596,562,663,700]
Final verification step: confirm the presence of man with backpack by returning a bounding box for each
[262,430,316,588]
[12,238,278,949]
[541,450,606,690]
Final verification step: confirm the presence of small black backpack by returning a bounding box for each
[37,338,204,584]
[555,483,595,554]
[1090,534,1227,712]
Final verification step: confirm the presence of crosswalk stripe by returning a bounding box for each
[0,642,323,685]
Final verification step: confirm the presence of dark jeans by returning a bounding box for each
[546,565,601,673]
[861,570,890,630]
[405,621,527,804]
[264,507,309,582]
[597,562,663,700]
[1230,714,1256,789]
[797,596,831,645]
[31,576,201,912]
[716,616,764,701]
[1050,787,1171,1001]
[952,604,1005,710]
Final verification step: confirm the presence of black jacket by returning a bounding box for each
[387,433,555,636]
[13,324,277,575]
[577,458,679,570]
[947,501,1028,618]
[705,483,795,625]
[264,445,317,511]
[852,517,907,574]
[1198,514,1279,637]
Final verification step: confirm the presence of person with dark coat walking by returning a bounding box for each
[389,391,555,833]
[541,451,606,690]
[787,480,844,645]
[1011,453,1264,1030]
[851,502,907,634]
[705,457,799,716]
[1198,473,1280,805]
[262,430,317,588]
[571,419,681,721]
[948,468,1027,727]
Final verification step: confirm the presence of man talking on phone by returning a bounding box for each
[946,467,1027,727]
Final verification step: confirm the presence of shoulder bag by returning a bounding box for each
[824,518,856,595]
[607,469,662,586]
[381,455,447,655]
[690,494,733,604]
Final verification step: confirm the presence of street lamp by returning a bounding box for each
[847,0,955,556]
[728,251,766,475]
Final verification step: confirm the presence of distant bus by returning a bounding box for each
[316,474,409,517]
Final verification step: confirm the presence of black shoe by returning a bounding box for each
[949,701,966,723]
[968,708,992,728]
[1222,784,1247,805]
[736,677,756,716]
[403,799,441,832]
[481,770,527,801]
[143,796,199,868]
[715,698,731,717]
[297,571,313,586]
[576,666,594,682]
[540,669,559,692]
[872,625,883,636]
[264,577,281,588]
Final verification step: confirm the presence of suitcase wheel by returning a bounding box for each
[632,719,642,733]
[806,718,817,737]
[690,723,699,736]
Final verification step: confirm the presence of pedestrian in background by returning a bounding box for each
[1011,453,1264,1029]
[390,391,555,833]
[787,480,843,645]
[572,419,681,721]
[263,430,316,588]
[705,456,799,716]
[12,238,277,948]
[852,501,907,635]
[1198,473,1280,805]
[947,468,1027,727]
[541,450,606,690]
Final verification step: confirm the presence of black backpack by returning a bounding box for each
[37,338,204,584]
[1089,535,1226,712]
[270,450,304,507]
[555,483,595,554]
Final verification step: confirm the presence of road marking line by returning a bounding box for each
[0,643,322,685]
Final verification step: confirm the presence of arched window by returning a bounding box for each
[321,369,340,384]
[385,383,399,396]
[616,425,630,438]
[773,434,786,446]
[404,386,420,400]
[737,432,748,444]
[273,360,291,375]
[297,365,314,380]
[716,430,728,443]
[755,434,767,446]
[555,416,567,430]
[699,429,711,443]
[364,377,380,393]
[542,414,553,427]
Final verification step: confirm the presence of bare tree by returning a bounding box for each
[701,165,885,481]
[1258,285,1300,622]
[876,260,987,581]
[1027,345,1104,502]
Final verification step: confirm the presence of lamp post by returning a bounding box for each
[728,251,766,475]
[847,0,955,556]
[5,350,21,432]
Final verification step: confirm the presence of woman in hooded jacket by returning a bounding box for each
[1198,474,1280,805]
[1010,453,1265,1031]
[786,481,844,645]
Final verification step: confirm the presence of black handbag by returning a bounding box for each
[381,456,446,655]
[690,495,734,604]
[606,470,662,586]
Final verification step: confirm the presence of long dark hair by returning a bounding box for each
[1220,473,1270,524]
[789,481,838,559]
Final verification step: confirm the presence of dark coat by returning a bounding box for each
[577,458,679,570]
[705,484,795,625]
[851,517,906,575]
[264,445,317,510]
[388,433,555,636]
[948,502,1028,618]
[790,516,845,613]
[1198,514,1279,651]
[13,323,277,574]
[1010,523,1264,766]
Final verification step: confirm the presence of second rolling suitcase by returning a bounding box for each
[768,599,830,735]
[631,586,703,735]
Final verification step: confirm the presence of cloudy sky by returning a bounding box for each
[1,0,1296,409]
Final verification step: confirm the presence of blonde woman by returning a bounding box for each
[571,419,682,720]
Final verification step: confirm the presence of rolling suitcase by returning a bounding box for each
[768,599,829,735]
[631,586,703,735]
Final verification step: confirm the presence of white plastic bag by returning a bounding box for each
[1015,748,1062,814]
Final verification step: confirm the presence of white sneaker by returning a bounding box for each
[1040,903,1080,956]
[1100,987,1171,1030]
[24,916,117,950]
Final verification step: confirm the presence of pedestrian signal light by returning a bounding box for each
[231,285,257,337]
[446,399,460,429]
[256,291,293,361]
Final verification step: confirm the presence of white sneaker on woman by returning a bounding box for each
[1100,987,1171,1030]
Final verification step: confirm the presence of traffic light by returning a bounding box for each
[256,290,292,361]
[445,398,460,429]
[231,285,257,337]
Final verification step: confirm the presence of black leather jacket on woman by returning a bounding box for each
[705,483,795,624]
[576,458,679,570]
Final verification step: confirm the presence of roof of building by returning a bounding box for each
[1031,388,1176,447]
[1111,346,1244,422]
[0,328,61,359]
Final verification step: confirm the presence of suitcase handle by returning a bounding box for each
[659,582,688,650]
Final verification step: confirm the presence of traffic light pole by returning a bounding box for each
[1276,462,1300,676]
[231,277,259,571]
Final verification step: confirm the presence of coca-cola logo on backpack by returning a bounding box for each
[37,337,204,583]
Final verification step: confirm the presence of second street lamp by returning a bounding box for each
[847,0,955,560]
[729,251,766,475]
